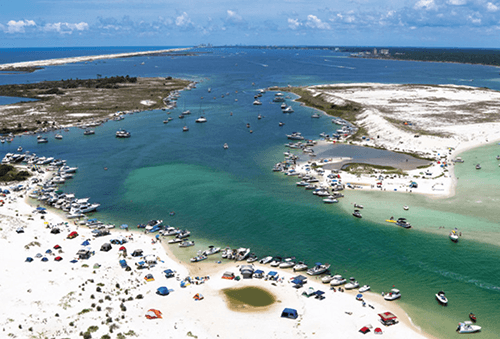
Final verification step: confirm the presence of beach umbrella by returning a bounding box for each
[36,207,46,211]
[374,328,383,335]
[145,309,162,319]
[356,294,363,300]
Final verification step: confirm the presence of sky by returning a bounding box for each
[1,0,499,48]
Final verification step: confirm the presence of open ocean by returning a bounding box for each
[1,47,500,338]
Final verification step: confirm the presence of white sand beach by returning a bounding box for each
[0,171,434,339]
[0,47,191,70]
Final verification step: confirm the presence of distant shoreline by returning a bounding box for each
[0,47,193,71]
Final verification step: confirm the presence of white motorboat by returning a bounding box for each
[183,126,189,132]
[311,113,320,118]
[195,116,207,123]
[179,240,195,247]
[168,237,184,244]
[203,245,221,256]
[280,103,287,109]
[435,291,448,305]
[307,263,331,276]
[17,146,23,152]
[354,203,364,209]
[287,132,304,140]
[352,209,362,218]
[176,230,191,239]
[403,205,409,210]
[293,262,308,272]
[190,254,207,262]
[182,110,191,115]
[296,181,308,186]
[270,257,282,267]
[450,228,459,242]
[321,275,335,283]
[223,143,229,149]
[145,219,163,232]
[37,137,48,144]
[456,321,481,333]
[323,196,339,204]
[283,106,294,113]
[116,130,131,138]
[247,253,259,263]
[384,288,401,301]
[259,256,273,264]
[279,258,296,268]
[160,227,181,236]
[330,275,346,286]
[359,285,371,293]
[253,100,262,105]
[84,129,95,135]
[345,277,359,290]
[235,248,250,261]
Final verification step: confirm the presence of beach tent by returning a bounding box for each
[356,294,364,301]
[302,287,316,298]
[157,287,170,296]
[359,327,371,334]
[77,249,92,260]
[180,280,190,288]
[54,256,63,262]
[41,257,48,262]
[378,312,398,326]
[35,253,43,258]
[45,249,52,254]
[144,273,155,282]
[315,290,325,300]
[67,231,78,239]
[100,243,112,252]
[50,228,60,234]
[145,309,162,319]
[281,308,298,320]
[131,249,143,257]
[119,246,127,252]
[374,328,383,335]
[222,272,235,280]
[193,293,204,301]
[81,240,90,246]
[253,269,264,279]
[267,271,279,280]
[163,269,175,278]
[16,227,24,234]
[53,244,61,249]
[25,257,33,262]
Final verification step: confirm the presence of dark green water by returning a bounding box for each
[3,47,500,339]
[223,287,276,308]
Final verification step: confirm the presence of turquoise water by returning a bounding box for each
[1,47,500,338]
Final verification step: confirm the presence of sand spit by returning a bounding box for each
[0,48,192,70]
[0,172,433,339]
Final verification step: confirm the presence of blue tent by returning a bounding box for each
[70,259,78,264]
[45,249,52,254]
[163,269,175,278]
[281,308,298,319]
[41,257,48,262]
[81,240,90,246]
[25,257,33,262]
[157,286,170,296]
[120,224,129,229]
[36,207,46,211]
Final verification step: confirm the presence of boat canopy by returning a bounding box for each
[378,312,397,321]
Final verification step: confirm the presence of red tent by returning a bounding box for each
[53,244,61,249]
[67,231,78,239]
[378,312,398,326]
[374,328,383,335]
[119,246,126,251]
[145,309,162,319]
[359,326,370,334]
[54,256,63,261]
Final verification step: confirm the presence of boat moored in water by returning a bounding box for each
[456,321,481,333]
[352,209,362,218]
[307,262,330,276]
[435,291,448,305]
[384,288,401,301]
[450,228,459,242]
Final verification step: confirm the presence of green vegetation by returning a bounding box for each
[78,308,92,315]
[341,163,407,176]
[222,286,276,308]
[0,164,31,182]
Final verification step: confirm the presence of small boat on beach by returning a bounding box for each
[202,245,221,256]
[352,209,362,218]
[307,262,330,276]
[279,258,296,268]
[354,203,364,209]
[359,285,371,293]
[179,240,195,247]
[293,261,308,272]
[435,291,448,305]
[259,256,273,264]
[475,164,481,170]
[270,256,282,267]
[384,288,401,301]
[456,321,481,333]
[168,237,183,244]
[396,218,411,228]
[247,253,259,263]
[345,277,359,290]
[330,275,347,286]
[190,254,207,262]
[450,228,459,242]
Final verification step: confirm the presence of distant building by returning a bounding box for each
[380,49,390,55]
[373,48,378,55]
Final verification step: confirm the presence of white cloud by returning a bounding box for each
[486,2,499,11]
[5,19,36,33]
[175,12,192,27]
[467,15,481,24]
[226,10,243,23]
[447,0,467,5]
[43,22,89,34]
[414,0,437,10]
[287,18,301,29]
[305,15,331,30]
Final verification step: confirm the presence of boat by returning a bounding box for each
[403,206,409,210]
[296,181,308,187]
[115,130,131,138]
[182,110,191,115]
[287,132,304,140]
[176,230,191,239]
[84,129,95,135]
[345,277,359,290]
[168,237,183,244]
[145,220,163,232]
[283,106,294,113]
[456,321,481,333]
[450,228,459,242]
[354,203,364,209]
[435,291,448,305]
[195,116,207,123]
[247,253,259,263]
[279,122,284,126]
[469,313,477,322]
[311,113,320,118]
[323,196,339,204]
[257,114,262,119]
[259,256,273,264]
[190,254,207,262]
[496,155,500,160]
[321,275,335,283]
[235,248,250,261]
[359,285,371,293]
[55,134,63,140]
[203,245,221,256]
[17,146,22,152]
[396,218,412,228]
[37,137,48,144]
[352,209,362,218]
[293,261,308,272]
[270,256,282,267]
[223,143,229,149]
[183,126,189,132]
[475,164,481,170]
[253,100,262,105]
[279,258,296,268]
[307,262,331,276]
[330,275,346,286]
[384,288,401,301]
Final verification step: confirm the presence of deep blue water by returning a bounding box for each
[1,47,500,338]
